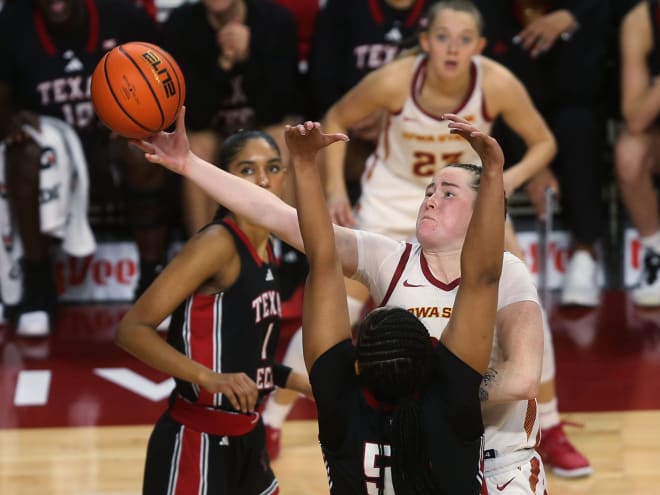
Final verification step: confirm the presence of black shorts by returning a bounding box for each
[143,412,278,495]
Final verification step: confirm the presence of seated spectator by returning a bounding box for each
[160,0,299,237]
[0,116,96,334]
[0,0,174,336]
[615,0,660,306]
[475,0,612,309]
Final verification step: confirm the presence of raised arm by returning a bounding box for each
[440,114,505,375]
[284,122,350,371]
[136,108,360,275]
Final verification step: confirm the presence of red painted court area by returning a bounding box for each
[2,289,660,430]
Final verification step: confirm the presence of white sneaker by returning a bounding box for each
[16,310,50,337]
[560,251,600,307]
[632,248,660,307]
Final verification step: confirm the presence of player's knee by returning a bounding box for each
[615,131,647,183]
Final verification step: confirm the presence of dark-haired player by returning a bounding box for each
[285,118,503,494]
[117,124,311,495]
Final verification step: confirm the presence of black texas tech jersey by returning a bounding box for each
[0,0,157,133]
[310,340,485,495]
[167,219,290,411]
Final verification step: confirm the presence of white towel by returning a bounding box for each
[0,116,96,305]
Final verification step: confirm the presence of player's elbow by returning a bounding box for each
[624,117,650,135]
[518,376,539,400]
[622,105,651,135]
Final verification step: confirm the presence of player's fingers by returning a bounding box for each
[144,153,161,164]
[176,106,186,129]
[238,376,257,412]
[128,139,151,153]
[226,389,242,412]
[325,132,349,144]
[340,208,356,228]
[442,113,470,124]
[329,208,341,225]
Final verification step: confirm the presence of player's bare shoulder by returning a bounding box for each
[366,55,417,110]
[480,55,527,115]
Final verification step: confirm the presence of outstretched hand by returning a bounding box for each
[444,113,504,171]
[129,106,191,176]
[284,121,349,163]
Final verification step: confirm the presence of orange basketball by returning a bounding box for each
[91,42,186,139]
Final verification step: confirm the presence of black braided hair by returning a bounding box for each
[212,129,281,220]
[355,307,437,495]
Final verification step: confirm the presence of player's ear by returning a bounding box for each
[418,31,430,53]
[476,37,487,54]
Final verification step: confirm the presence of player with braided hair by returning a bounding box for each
[353,307,438,493]
[282,118,504,494]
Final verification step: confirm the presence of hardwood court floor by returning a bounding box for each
[2,289,660,494]
[1,412,660,495]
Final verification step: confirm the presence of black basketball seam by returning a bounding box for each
[119,44,166,129]
[101,49,161,134]
[133,42,184,123]
[118,44,166,128]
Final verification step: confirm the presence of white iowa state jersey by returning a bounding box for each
[354,230,542,458]
[355,55,493,240]
[370,54,493,183]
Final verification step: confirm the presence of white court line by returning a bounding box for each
[14,370,51,406]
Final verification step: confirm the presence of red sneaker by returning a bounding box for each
[538,422,592,478]
[265,424,282,461]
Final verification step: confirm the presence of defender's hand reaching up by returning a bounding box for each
[284,121,348,164]
[443,113,505,172]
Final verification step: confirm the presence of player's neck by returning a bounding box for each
[228,214,271,260]
[420,248,462,283]
[385,0,417,9]
[43,2,87,36]
[206,0,246,30]
[424,63,473,99]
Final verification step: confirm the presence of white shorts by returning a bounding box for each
[485,450,547,495]
[356,161,425,241]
